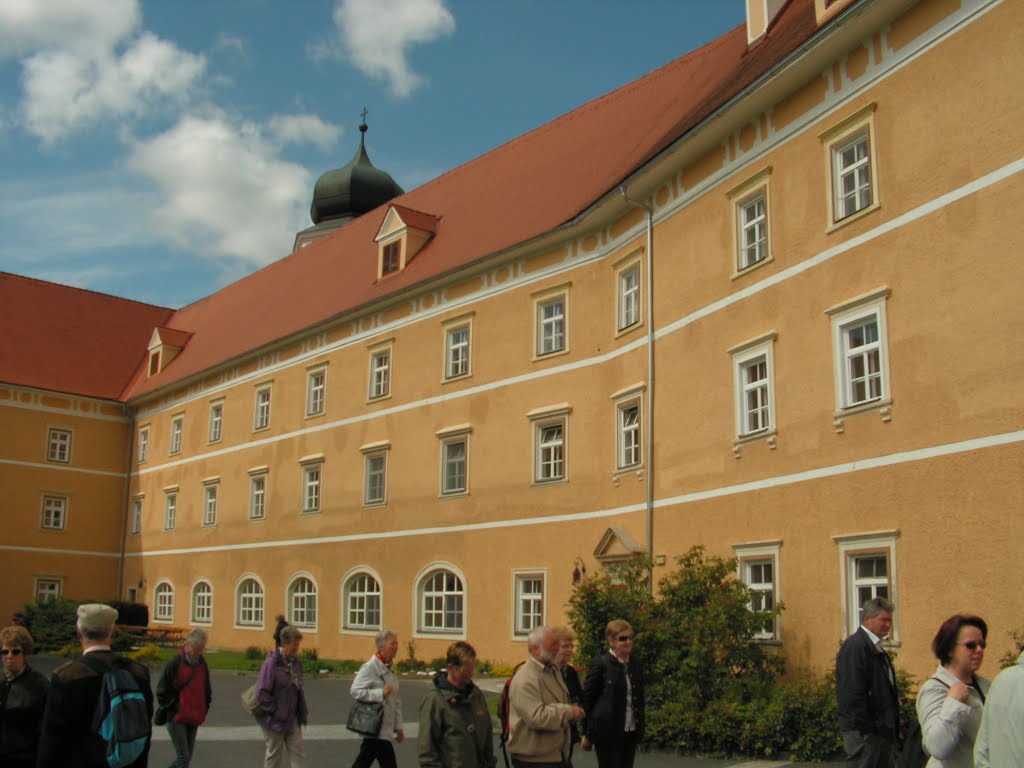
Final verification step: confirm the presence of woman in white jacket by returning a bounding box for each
[350,629,404,768]
[916,614,990,768]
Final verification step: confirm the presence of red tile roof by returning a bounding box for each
[386,205,439,235]
[118,0,823,399]
[0,272,171,401]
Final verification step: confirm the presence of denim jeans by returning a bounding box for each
[166,722,199,768]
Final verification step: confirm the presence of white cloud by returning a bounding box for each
[213,33,247,57]
[127,115,313,267]
[21,32,205,144]
[332,0,455,98]
[267,114,341,153]
[0,0,140,60]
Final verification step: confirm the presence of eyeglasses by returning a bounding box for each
[960,641,986,651]
[616,635,633,642]
[0,648,23,657]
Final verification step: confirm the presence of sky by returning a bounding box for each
[0,0,745,309]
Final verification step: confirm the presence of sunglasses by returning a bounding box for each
[616,635,633,642]
[960,641,986,651]
[0,648,23,657]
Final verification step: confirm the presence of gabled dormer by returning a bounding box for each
[745,0,788,44]
[373,204,439,279]
[593,526,645,566]
[147,327,192,378]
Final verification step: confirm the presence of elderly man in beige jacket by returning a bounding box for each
[507,626,585,768]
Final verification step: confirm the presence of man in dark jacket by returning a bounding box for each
[156,628,212,768]
[37,603,154,768]
[418,641,496,768]
[836,596,899,768]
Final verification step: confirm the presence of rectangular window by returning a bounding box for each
[738,192,768,269]
[131,497,143,534]
[618,264,641,331]
[835,530,898,639]
[821,104,878,227]
[735,541,781,641]
[382,241,400,275]
[302,464,322,514]
[445,326,471,379]
[730,334,777,440]
[208,402,223,443]
[364,452,387,506]
[535,421,565,483]
[169,415,183,455]
[537,296,566,355]
[249,475,267,520]
[203,484,218,526]
[41,496,67,530]
[514,573,545,635]
[35,578,61,602]
[192,584,212,624]
[828,289,890,413]
[369,349,391,399]
[345,573,382,630]
[47,428,72,463]
[442,438,468,495]
[138,426,150,463]
[307,369,326,416]
[254,387,271,430]
[164,493,176,531]
[617,400,642,470]
[853,554,889,623]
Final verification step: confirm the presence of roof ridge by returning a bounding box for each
[0,271,172,312]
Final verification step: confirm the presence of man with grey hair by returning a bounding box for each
[507,625,585,768]
[37,603,154,768]
[349,629,404,768]
[836,597,899,768]
[156,627,212,768]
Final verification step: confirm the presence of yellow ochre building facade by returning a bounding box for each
[1,0,1021,682]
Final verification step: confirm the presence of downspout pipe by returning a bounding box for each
[117,405,136,601]
[619,186,655,593]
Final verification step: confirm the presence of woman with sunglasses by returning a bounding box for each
[0,625,49,768]
[580,619,644,768]
[916,614,991,767]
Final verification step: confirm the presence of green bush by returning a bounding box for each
[244,645,265,660]
[108,601,148,627]
[57,642,79,658]
[128,644,163,663]
[301,647,319,661]
[22,597,80,651]
[998,626,1024,669]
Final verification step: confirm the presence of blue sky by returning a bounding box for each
[0,0,745,309]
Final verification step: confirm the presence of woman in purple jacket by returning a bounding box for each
[256,625,310,768]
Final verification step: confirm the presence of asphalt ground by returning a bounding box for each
[29,656,842,767]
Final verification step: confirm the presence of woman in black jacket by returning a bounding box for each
[0,625,49,768]
[580,619,644,768]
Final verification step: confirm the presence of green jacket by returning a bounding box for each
[418,676,496,768]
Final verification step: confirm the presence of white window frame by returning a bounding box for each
[163,489,177,531]
[47,428,72,464]
[820,104,879,229]
[729,332,777,442]
[343,568,383,632]
[300,458,323,515]
[130,496,143,535]
[368,343,393,400]
[306,367,327,417]
[733,540,781,642]
[527,404,571,485]
[208,401,223,444]
[728,167,773,275]
[415,564,466,638]
[616,258,642,333]
[153,581,175,624]
[287,574,319,631]
[191,580,213,625]
[253,385,272,431]
[361,441,390,507]
[827,288,891,415]
[249,469,267,521]
[202,480,218,527]
[535,294,567,357]
[35,577,62,603]
[437,425,471,497]
[443,316,473,381]
[834,530,899,642]
[611,383,646,472]
[512,570,546,637]
[169,414,184,455]
[138,426,150,463]
[235,575,265,629]
[41,495,68,530]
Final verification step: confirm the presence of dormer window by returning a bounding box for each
[382,242,401,275]
[374,204,438,280]
[146,326,192,378]
[148,351,161,376]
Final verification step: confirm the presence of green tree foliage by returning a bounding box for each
[22,597,80,651]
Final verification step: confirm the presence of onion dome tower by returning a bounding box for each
[294,113,404,250]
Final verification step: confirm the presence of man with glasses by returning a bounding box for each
[418,641,495,768]
[836,597,899,767]
[507,626,585,768]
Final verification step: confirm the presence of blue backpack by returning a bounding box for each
[82,655,151,768]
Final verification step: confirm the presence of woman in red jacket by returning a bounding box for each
[156,628,212,768]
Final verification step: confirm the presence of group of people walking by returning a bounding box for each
[837,596,1024,767]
